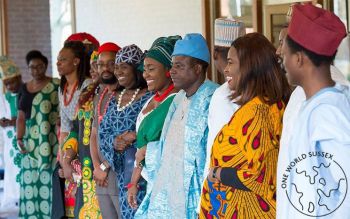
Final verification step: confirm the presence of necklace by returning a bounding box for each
[117,88,140,111]
[97,87,115,124]
[154,83,174,102]
[63,81,78,106]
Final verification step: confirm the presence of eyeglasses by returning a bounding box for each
[97,61,115,69]
[28,64,45,71]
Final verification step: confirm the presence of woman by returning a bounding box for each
[60,49,102,218]
[16,50,60,218]
[55,40,91,218]
[126,36,181,212]
[98,44,153,218]
[199,33,291,219]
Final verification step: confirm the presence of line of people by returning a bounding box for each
[0,3,349,219]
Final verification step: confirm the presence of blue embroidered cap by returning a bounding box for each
[172,33,210,64]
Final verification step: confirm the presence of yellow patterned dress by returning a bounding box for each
[62,83,102,219]
[200,97,285,219]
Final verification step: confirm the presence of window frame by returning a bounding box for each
[0,0,7,55]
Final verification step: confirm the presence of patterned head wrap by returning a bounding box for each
[145,35,182,69]
[0,56,21,81]
[90,51,99,62]
[115,44,144,66]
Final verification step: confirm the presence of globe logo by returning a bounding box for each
[284,156,348,217]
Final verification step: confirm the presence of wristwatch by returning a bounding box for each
[212,167,219,179]
[100,162,109,172]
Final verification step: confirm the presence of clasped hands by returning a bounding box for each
[114,131,136,151]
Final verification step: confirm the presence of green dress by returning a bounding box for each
[136,94,176,166]
[18,78,60,219]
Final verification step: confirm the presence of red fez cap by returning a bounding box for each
[288,4,346,56]
[66,32,100,48]
[98,42,121,54]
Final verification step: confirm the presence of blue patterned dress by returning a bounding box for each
[98,91,153,218]
[135,80,218,219]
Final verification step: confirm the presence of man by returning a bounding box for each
[204,17,245,178]
[276,24,349,148]
[89,42,121,218]
[137,33,218,218]
[277,4,350,218]
[0,56,22,217]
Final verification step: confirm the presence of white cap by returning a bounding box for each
[214,18,246,47]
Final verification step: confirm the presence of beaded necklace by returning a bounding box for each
[97,87,115,124]
[153,83,174,102]
[117,88,140,111]
[63,81,78,106]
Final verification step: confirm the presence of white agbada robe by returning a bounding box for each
[277,67,350,218]
[203,82,239,177]
[0,90,20,217]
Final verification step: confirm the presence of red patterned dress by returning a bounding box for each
[200,97,285,219]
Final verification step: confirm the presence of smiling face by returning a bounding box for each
[97,51,116,84]
[114,62,136,88]
[143,57,171,92]
[224,47,240,91]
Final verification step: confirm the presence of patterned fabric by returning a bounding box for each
[136,94,175,148]
[214,18,245,47]
[0,92,20,215]
[18,78,60,219]
[0,56,21,80]
[115,44,144,65]
[58,79,91,218]
[205,82,239,178]
[99,91,153,218]
[58,79,91,133]
[150,94,189,217]
[73,84,102,219]
[199,97,285,219]
[145,36,181,69]
[90,51,99,62]
[135,80,218,219]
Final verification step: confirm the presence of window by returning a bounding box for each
[49,0,76,77]
[220,0,258,33]
[333,0,350,80]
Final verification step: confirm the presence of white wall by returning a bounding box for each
[75,0,203,50]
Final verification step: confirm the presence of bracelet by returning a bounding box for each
[126,183,139,189]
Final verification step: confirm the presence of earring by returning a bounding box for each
[166,71,171,78]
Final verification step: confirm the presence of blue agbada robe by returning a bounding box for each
[135,80,218,219]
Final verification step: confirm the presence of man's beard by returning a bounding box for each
[101,73,117,84]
